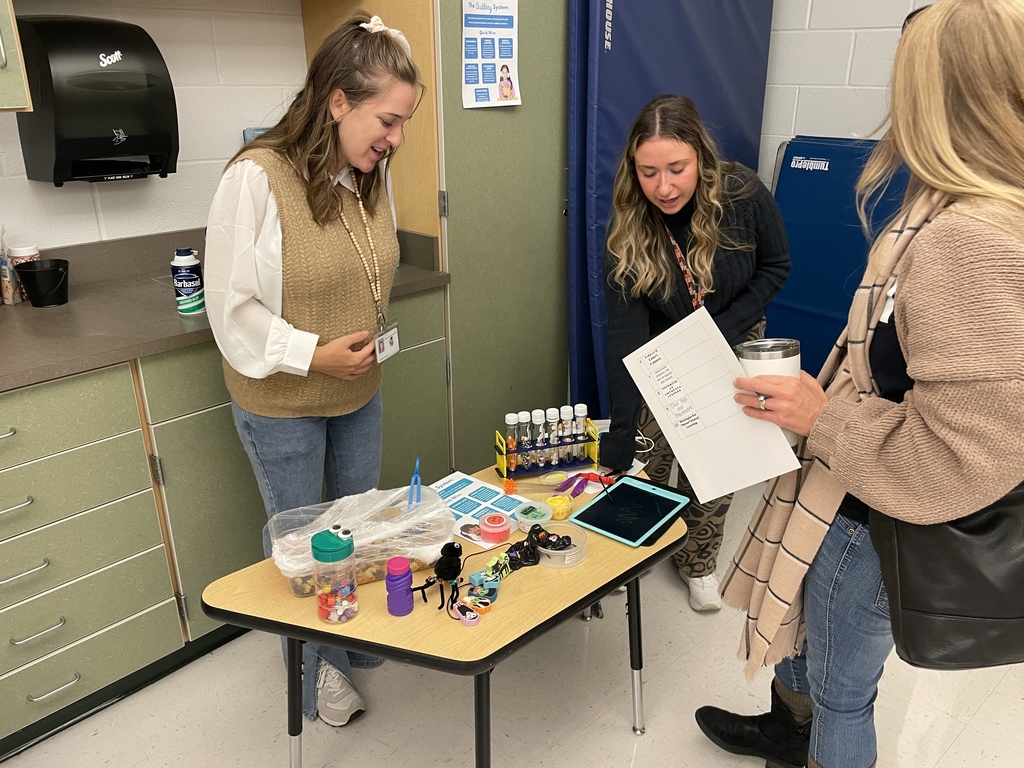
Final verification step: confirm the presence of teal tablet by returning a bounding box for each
[569,476,690,547]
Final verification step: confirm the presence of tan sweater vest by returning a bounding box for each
[223,148,400,418]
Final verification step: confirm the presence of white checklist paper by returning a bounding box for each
[623,307,799,503]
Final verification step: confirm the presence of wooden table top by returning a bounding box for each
[202,470,687,676]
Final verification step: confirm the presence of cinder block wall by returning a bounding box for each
[1,0,932,246]
[757,0,932,183]
[0,0,305,248]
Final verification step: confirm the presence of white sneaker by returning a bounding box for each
[316,664,365,727]
[685,573,722,612]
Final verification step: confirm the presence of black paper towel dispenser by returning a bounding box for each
[15,16,178,186]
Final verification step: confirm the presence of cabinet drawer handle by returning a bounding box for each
[0,558,50,586]
[0,427,16,440]
[0,30,7,69]
[0,496,34,517]
[27,673,81,703]
[10,616,67,646]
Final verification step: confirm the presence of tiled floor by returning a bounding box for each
[6,484,1024,768]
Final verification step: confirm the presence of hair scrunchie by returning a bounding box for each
[359,15,413,58]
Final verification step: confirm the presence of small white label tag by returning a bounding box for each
[373,324,400,363]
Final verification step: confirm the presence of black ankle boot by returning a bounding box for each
[694,682,811,768]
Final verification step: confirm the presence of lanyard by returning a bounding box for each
[663,223,706,311]
[339,180,386,332]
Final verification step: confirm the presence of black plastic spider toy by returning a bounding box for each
[527,523,572,551]
[412,541,464,615]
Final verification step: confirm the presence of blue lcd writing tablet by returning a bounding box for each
[568,476,690,547]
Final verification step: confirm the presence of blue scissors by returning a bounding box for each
[408,457,422,508]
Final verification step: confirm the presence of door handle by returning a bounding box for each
[0,427,16,440]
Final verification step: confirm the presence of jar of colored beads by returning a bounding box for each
[312,525,359,624]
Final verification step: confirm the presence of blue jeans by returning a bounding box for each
[231,393,385,721]
[774,512,894,768]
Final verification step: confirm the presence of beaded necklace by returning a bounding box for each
[338,177,386,332]
[663,222,706,310]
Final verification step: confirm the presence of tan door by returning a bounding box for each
[301,0,442,241]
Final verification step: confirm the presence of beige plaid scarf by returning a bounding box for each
[720,190,950,679]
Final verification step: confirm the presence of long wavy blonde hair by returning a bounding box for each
[606,95,757,301]
[229,10,422,226]
[857,0,1024,254]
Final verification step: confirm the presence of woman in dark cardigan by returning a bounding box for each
[600,94,790,611]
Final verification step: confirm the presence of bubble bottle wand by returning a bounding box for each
[408,457,422,511]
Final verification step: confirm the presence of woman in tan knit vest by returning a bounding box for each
[204,12,421,728]
[694,1,1024,766]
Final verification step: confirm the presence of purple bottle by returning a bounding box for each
[386,556,414,617]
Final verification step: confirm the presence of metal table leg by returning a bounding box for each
[474,670,491,768]
[626,578,645,735]
[287,638,303,768]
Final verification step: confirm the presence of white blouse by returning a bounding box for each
[204,159,396,380]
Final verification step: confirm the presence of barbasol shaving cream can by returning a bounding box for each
[171,247,206,315]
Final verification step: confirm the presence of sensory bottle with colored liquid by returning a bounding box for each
[532,409,547,468]
[312,526,358,623]
[573,403,589,460]
[504,412,519,471]
[545,408,561,465]
[517,410,533,471]
[559,405,574,463]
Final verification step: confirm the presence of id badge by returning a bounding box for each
[373,323,400,363]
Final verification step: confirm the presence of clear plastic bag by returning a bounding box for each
[268,486,452,596]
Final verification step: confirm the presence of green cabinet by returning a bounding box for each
[0,364,140,472]
[381,289,450,488]
[0,366,177,742]
[0,492,162,611]
[0,0,30,111]
[0,548,173,677]
[138,342,266,641]
[0,431,152,542]
[0,602,182,739]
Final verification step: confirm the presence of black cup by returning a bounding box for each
[14,259,70,307]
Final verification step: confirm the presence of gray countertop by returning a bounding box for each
[0,264,450,394]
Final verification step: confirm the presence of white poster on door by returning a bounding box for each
[462,0,521,109]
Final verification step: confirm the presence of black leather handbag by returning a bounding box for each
[869,480,1024,670]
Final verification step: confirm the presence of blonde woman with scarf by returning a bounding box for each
[693,1,1024,766]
